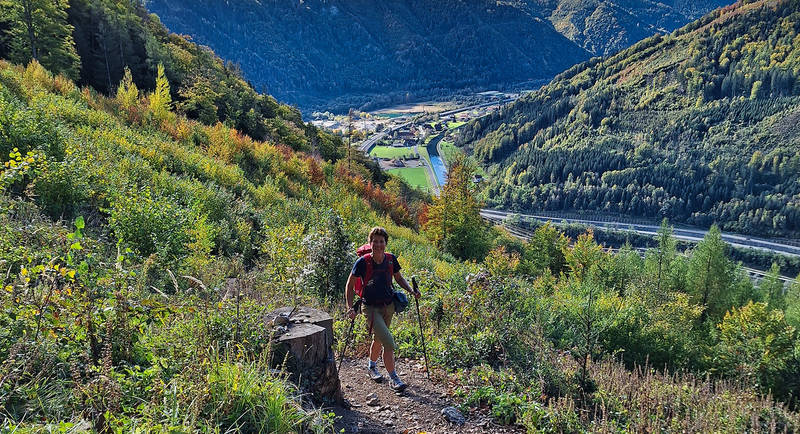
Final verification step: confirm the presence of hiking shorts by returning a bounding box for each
[364,303,396,351]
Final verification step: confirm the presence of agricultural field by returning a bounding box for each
[387,167,431,191]
[369,146,418,159]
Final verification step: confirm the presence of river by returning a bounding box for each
[426,134,447,186]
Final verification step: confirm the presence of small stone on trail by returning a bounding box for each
[442,406,466,425]
[366,393,379,406]
[385,419,394,427]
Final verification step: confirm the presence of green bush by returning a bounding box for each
[107,188,192,274]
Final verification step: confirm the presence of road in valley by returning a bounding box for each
[481,209,798,284]
[480,209,800,258]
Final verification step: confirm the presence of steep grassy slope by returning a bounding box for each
[463,0,800,238]
[0,0,346,158]
[2,54,800,434]
[1,1,799,431]
[145,0,591,112]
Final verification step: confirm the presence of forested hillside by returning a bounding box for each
[146,0,728,112]
[0,0,346,160]
[526,0,729,55]
[1,0,799,432]
[462,0,800,238]
[145,0,591,112]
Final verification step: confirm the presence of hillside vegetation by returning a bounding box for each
[1,0,799,432]
[526,0,729,56]
[462,0,800,238]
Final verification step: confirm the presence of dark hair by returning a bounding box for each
[368,226,389,243]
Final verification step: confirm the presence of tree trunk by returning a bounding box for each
[22,0,38,60]
[266,306,342,404]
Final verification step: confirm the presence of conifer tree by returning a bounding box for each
[688,224,736,322]
[116,67,139,110]
[783,273,800,330]
[0,0,80,80]
[645,219,678,298]
[148,63,172,123]
[423,155,488,261]
[759,262,786,311]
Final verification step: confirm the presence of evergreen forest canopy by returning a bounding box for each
[145,0,594,113]
[145,0,728,113]
[0,0,798,431]
[526,0,730,56]
[461,0,800,239]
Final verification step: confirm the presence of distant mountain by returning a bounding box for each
[461,0,800,238]
[525,0,730,56]
[146,0,591,112]
[145,0,728,112]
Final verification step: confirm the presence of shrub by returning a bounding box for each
[107,188,192,275]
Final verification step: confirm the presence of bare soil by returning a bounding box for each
[329,357,523,433]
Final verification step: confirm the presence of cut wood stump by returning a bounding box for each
[264,306,342,404]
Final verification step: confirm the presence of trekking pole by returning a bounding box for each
[412,277,431,380]
[338,298,361,374]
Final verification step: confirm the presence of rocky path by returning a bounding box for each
[330,357,523,433]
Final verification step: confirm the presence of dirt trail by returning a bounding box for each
[330,357,522,433]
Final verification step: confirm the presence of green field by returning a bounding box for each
[369,146,417,159]
[439,140,461,165]
[447,121,466,129]
[387,167,431,191]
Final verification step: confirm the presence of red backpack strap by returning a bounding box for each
[385,253,394,278]
[364,253,373,284]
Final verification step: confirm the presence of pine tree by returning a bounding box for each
[116,67,139,110]
[0,0,80,80]
[645,219,678,298]
[785,273,800,330]
[148,63,172,123]
[688,224,736,322]
[423,155,488,261]
[759,262,786,310]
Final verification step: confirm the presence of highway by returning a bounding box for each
[480,209,800,257]
[480,209,797,285]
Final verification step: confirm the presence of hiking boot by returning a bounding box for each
[367,365,384,382]
[389,375,407,392]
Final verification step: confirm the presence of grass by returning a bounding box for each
[439,140,461,166]
[447,121,466,129]
[387,167,431,191]
[369,145,417,159]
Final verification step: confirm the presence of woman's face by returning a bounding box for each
[370,235,387,254]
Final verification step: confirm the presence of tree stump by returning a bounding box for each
[265,306,342,404]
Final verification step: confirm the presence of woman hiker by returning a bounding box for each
[345,227,420,392]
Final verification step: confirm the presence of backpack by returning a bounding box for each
[353,243,394,302]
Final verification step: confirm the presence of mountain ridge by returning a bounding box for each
[460,0,800,238]
[146,0,728,111]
